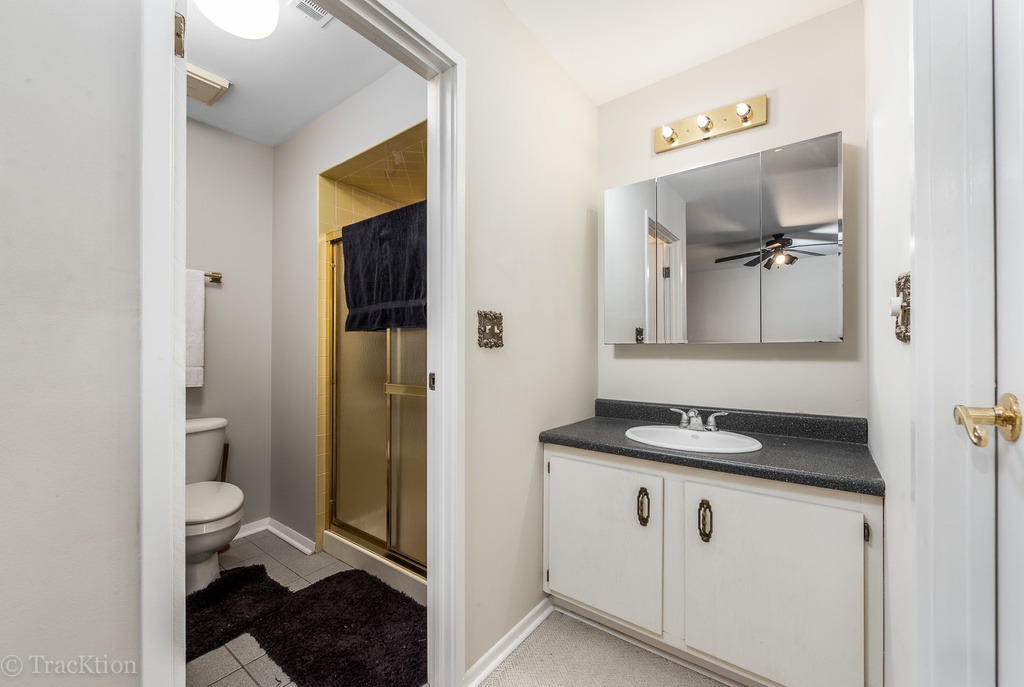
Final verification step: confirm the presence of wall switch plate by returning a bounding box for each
[477,310,504,348]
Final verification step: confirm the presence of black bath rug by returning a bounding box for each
[186,565,291,661]
[250,569,427,687]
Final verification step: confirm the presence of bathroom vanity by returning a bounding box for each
[540,400,883,687]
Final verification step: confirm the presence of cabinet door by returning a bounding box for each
[547,455,663,633]
[684,482,864,687]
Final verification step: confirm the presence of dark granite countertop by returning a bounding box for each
[539,400,884,497]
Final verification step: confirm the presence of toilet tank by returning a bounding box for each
[185,417,228,484]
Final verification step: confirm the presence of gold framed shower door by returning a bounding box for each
[326,231,427,578]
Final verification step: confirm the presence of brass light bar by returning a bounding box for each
[654,94,768,154]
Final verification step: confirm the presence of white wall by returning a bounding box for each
[598,3,867,417]
[271,65,427,535]
[392,0,600,670]
[186,120,274,524]
[0,1,142,681]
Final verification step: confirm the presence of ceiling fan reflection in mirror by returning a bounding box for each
[713,233,825,270]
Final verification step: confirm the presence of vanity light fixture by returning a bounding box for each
[653,94,768,154]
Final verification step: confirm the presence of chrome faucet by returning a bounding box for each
[705,412,729,432]
[669,408,703,431]
[669,408,729,432]
[669,408,689,428]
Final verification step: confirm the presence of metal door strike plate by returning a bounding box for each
[892,273,911,343]
[477,310,503,348]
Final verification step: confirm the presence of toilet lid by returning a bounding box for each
[186,482,244,524]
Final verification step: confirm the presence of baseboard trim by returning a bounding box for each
[267,519,316,554]
[463,597,554,687]
[232,518,316,555]
[235,517,269,540]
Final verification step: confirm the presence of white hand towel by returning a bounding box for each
[186,269,205,387]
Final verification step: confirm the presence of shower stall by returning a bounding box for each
[327,231,428,577]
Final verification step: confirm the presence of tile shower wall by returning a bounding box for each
[315,179,403,549]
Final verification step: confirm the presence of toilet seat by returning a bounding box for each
[186,481,244,525]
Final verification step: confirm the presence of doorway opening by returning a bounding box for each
[140,0,466,684]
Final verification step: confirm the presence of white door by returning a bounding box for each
[995,0,1024,681]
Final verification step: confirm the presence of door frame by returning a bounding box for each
[911,0,997,683]
[138,1,466,684]
[994,0,1024,681]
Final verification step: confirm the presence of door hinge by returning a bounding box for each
[428,372,436,390]
[174,13,185,58]
[663,266,670,279]
[864,522,871,542]
[547,461,550,473]
[546,569,549,582]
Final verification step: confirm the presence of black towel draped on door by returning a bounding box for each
[342,200,427,332]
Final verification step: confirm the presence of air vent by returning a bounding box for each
[288,0,334,27]
[186,64,231,106]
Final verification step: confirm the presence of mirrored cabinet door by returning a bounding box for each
[668,152,761,343]
[759,133,843,342]
[602,132,843,344]
[604,179,657,344]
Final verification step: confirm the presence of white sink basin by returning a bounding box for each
[625,425,763,453]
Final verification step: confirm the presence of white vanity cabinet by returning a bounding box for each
[545,454,664,633]
[543,446,883,687]
[683,481,865,687]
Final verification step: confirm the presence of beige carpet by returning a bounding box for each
[480,612,727,687]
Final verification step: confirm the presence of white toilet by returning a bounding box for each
[185,417,244,594]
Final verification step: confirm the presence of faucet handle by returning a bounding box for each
[705,412,729,431]
[669,408,688,428]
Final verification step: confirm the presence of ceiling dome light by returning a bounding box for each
[661,125,678,144]
[736,102,753,122]
[195,0,280,40]
[696,114,713,133]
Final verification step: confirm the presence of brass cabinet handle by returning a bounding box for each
[698,498,713,542]
[637,487,650,526]
[953,392,1021,447]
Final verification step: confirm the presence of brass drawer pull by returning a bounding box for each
[637,487,650,526]
[698,499,713,542]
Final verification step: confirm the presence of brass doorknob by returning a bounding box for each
[953,393,1022,447]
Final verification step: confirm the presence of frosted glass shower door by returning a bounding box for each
[334,239,389,546]
[331,237,427,573]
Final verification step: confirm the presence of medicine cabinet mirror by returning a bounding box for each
[604,132,843,344]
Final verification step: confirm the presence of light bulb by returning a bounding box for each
[661,125,678,143]
[775,253,785,265]
[696,114,713,133]
[736,102,753,122]
[195,0,280,40]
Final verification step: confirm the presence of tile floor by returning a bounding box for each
[186,531,354,687]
